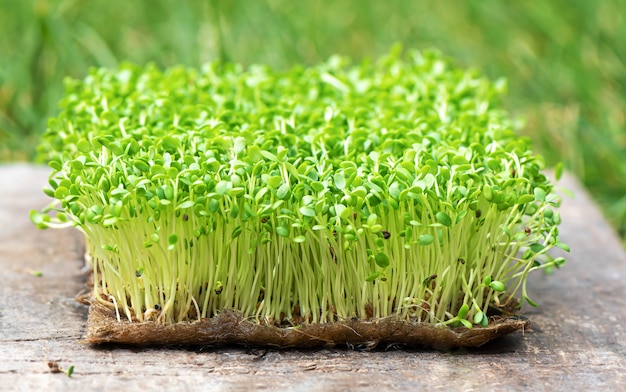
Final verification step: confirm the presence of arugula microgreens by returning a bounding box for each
[32,48,567,328]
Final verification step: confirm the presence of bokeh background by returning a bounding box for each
[1,0,625,243]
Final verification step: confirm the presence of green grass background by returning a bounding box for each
[1,0,625,241]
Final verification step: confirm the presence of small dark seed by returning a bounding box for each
[382,230,391,239]
[135,270,142,277]
[183,214,189,221]
[475,210,482,218]
[353,212,358,219]
[423,274,437,287]
[154,304,161,311]
[458,258,465,264]
[47,361,61,373]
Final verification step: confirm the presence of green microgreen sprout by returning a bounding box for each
[47,361,74,377]
[26,269,44,277]
[32,47,567,330]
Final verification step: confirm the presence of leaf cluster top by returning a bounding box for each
[38,48,552,234]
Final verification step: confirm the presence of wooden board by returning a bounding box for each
[1,164,625,391]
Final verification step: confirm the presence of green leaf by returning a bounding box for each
[232,225,242,239]
[333,172,346,190]
[530,243,545,253]
[208,199,220,212]
[247,145,263,162]
[489,281,505,292]
[455,210,467,224]
[310,181,324,192]
[230,204,240,218]
[375,252,390,268]
[233,136,246,154]
[103,217,117,226]
[435,211,452,227]
[163,185,174,200]
[228,187,245,197]
[48,159,62,171]
[457,304,469,319]
[333,203,347,219]
[176,200,195,210]
[165,166,178,180]
[543,208,553,218]
[516,194,535,205]
[423,173,435,189]
[483,185,493,202]
[459,319,473,329]
[293,235,306,243]
[29,210,44,225]
[369,224,382,233]
[276,225,290,237]
[70,159,83,171]
[365,271,381,282]
[77,139,91,153]
[54,186,69,199]
[161,135,180,152]
[555,242,570,252]
[555,162,564,181]
[534,187,546,202]
[255,187,269,202]
[417,234,434,246]
[276,183,290,199]
[299,206,316,217]
[168,234,179,245]
[367,213,378,226]
[215,180,231,195]
[267,175,282,189]
[260,150,278,162]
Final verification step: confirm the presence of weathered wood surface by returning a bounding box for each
[1,164,625,391]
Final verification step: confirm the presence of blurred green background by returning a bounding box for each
[1,0,625,242]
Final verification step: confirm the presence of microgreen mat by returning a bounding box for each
[32,48,567,330]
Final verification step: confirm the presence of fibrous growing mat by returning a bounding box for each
[34,48,566,348]
[84,299,528,349]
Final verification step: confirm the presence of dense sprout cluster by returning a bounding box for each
[33,48,567,327]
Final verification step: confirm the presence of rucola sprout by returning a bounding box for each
[33,48,567,331]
